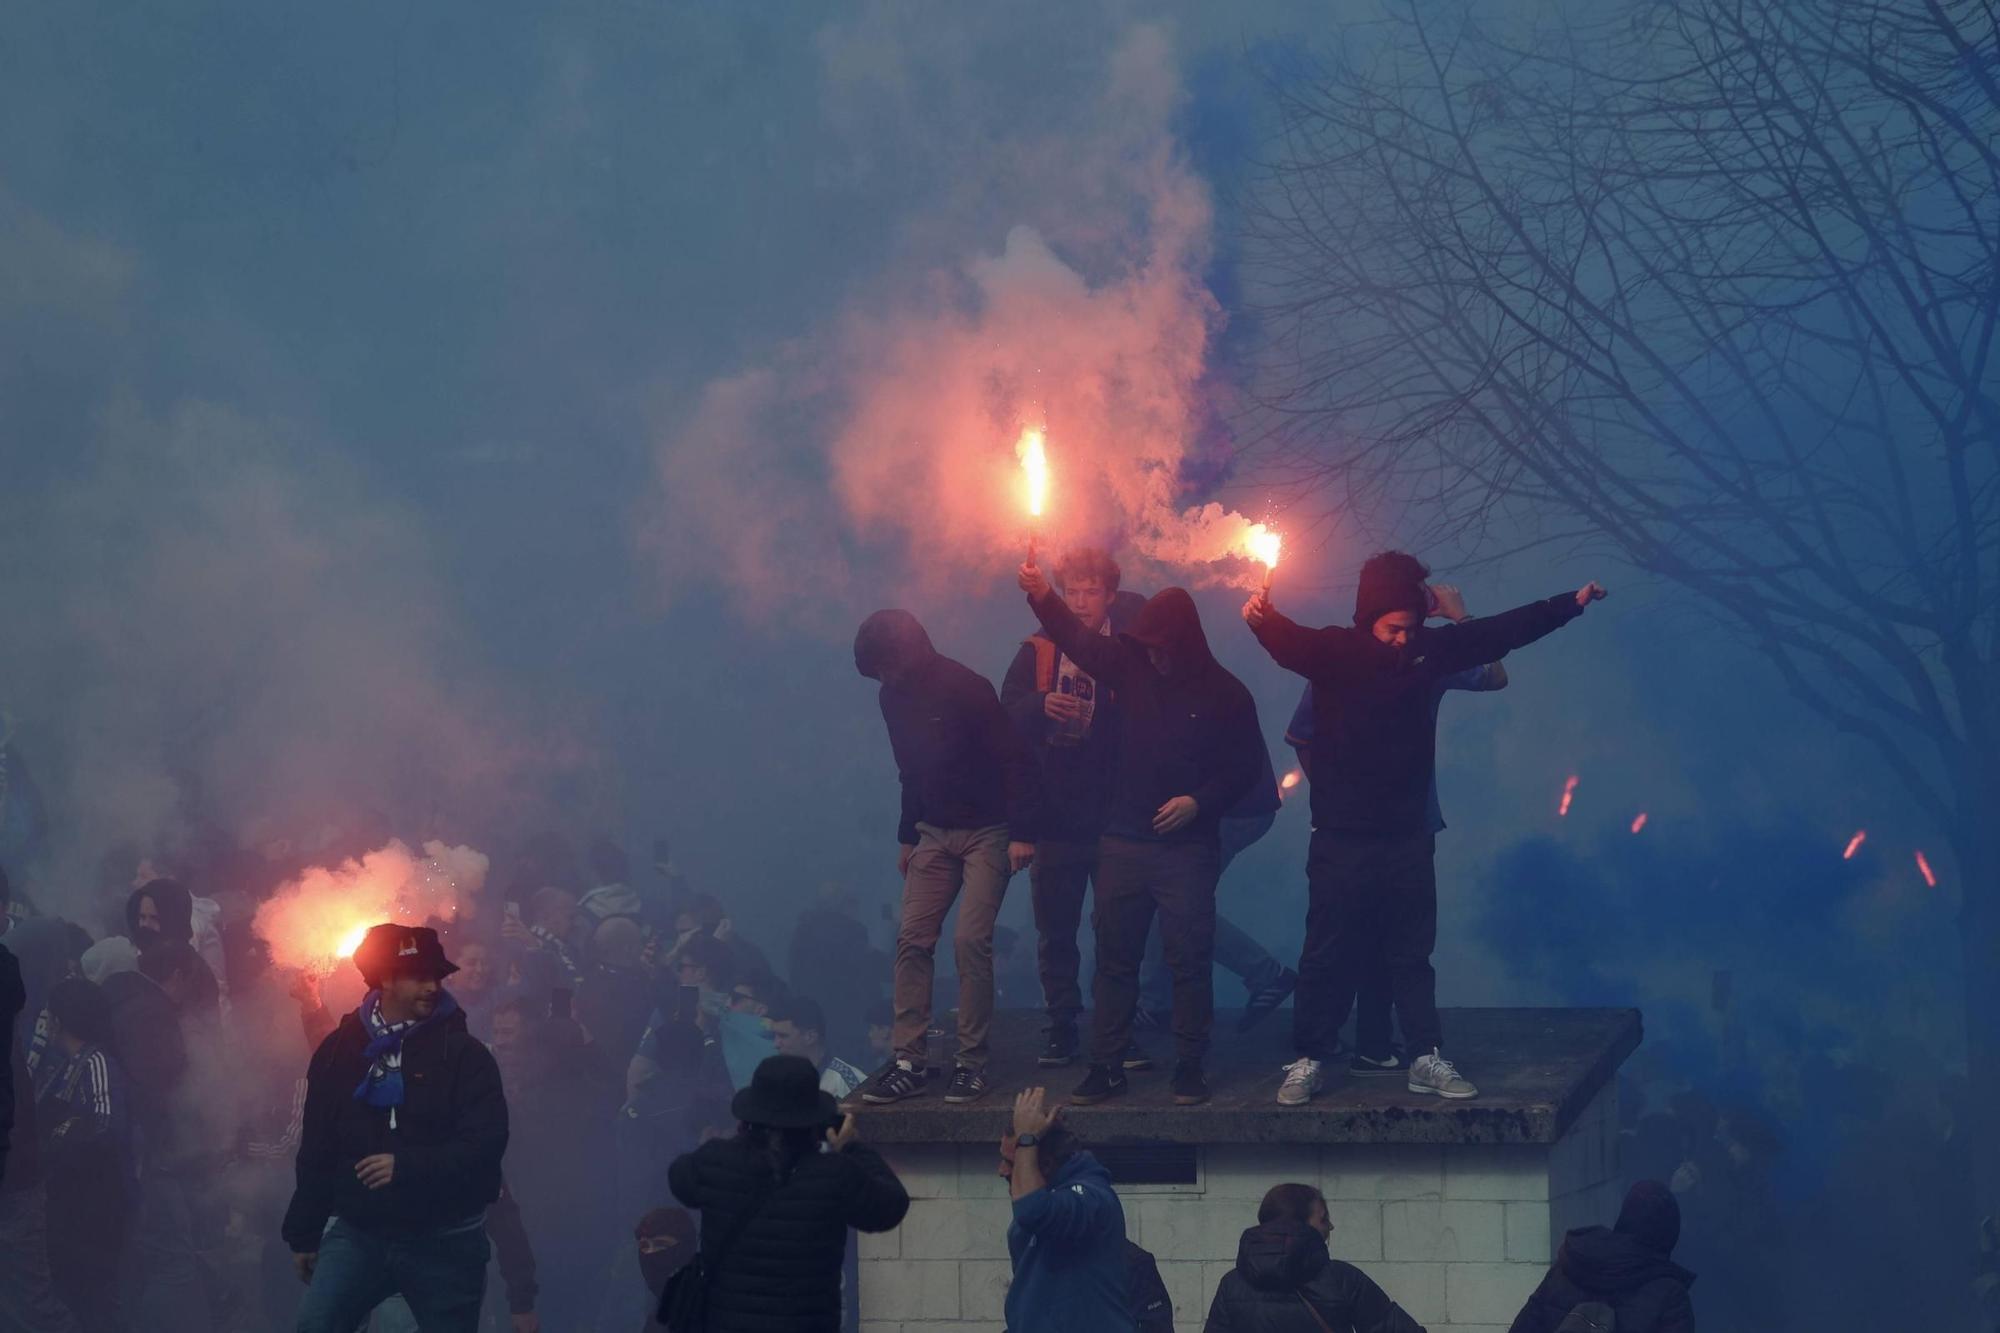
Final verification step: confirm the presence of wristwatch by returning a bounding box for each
[1015,1133,1040,1148]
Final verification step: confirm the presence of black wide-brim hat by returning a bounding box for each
[353,923,459,987]
[731,1054,840,1129]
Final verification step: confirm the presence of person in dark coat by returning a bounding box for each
[284,924,509,1333]
[1127,1239,1174,1333]
[0,907,80,1333]
[667,1054,910,1333]
[1508,1181,1695,1333]
[1019,564,1265,1107]
[1205,1182,1424,1333]
[854,609,1039,1107]
[1245,556,1605,1105]
[999,1087,1135,1333]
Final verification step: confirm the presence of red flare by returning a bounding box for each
[1558,775,1579,817]
[1842,830,1866,860]
[1915,850,1937,887]
[1630,812,1649,834]
[1280,770,1302,790]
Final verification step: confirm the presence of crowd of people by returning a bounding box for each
[0,541,1674,1332]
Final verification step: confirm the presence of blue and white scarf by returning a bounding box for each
[353,989,460,1128]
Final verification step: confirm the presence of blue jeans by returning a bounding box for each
[295,1215,489,1333]
[1138,813,1282,1017]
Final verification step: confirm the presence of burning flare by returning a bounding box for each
[1247,524,1281,591]
[1842,830,1867,860]
[1016,427,1049,519]
[1916,850,1937,887]
[1630,812,1649,835]
[1558,774,1580,817]
[254,839,489,978]
[1280,769,1302,790]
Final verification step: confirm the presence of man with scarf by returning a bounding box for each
[1018,562,1266,1108]
[284,924,508,1333]
[1245,554,1605,1106]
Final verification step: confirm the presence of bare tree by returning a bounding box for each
[1246,0,2000,1205]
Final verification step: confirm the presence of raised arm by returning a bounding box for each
[1421,584,1601,676]
[1245,598,1398,682]
[1021,564,1133,686]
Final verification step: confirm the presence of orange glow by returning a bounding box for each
[254,840,488,979]
[1558,774,1579,817]
[1246,524,1281,572]
[1630,812,1649,834]
[1016,428,1048,519]
[1842,830,1866,860]
[1280,769,1302,790]
[1916,850,1937,887]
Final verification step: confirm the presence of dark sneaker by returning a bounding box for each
[1070,1064,1129,1105]
[1171,1062,1210,1106]
[1121,1041,1155,1072]
[862,1061,927,1104]
[1236,967,1299,1032]
[1349,1049,1407,1078]
[1038,1025,1080,1067]
[944,1066,990,1104]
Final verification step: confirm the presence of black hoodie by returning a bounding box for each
[1203,1219,1425,1333]
[1030,587,1265,844]
[1251,594,1583,836]
[1507,1226,1695,1333]
[857,610,1040,846]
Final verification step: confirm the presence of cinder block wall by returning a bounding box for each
[858,1084,1618,1333]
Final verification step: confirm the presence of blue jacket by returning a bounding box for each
[1005,1150,1136,1333]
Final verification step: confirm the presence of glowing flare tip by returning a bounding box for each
[1630,812,1649,834]
[1280,769,1302,791]
[1842,830,1866,860]
[1915,850,1936,887]
[1558,774,1579,817]
[1016,428,1048,519]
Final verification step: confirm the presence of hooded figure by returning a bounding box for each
[1507,1181,1696,1333]
[1023,578,1266,1106]
[126,878,194,952]
[1203,1216,1423,1333]
[854,610,1040,1107]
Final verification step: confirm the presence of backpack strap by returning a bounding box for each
[1294,1291,1338,1333]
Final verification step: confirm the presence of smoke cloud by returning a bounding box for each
[252,839,491,976]
[642,23,1281,623]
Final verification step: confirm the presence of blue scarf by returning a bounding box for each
[352,989,460,1110]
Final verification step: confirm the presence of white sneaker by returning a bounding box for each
[1277,1057,1324,1106]
[1408,1049,1478,1100]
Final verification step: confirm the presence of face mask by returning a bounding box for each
[639,1243,686,1292]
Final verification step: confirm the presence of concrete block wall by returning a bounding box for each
[860,1085,1618,1333]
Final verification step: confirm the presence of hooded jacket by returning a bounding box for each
[1028,587,1265,843]
[1204,1219,1424,1333]
[1507,1227,1695,1333]
[282,999,507,1250]
[100,967,187,1159]
[1251,595,1582,835]
[856,610,1040,845]
[1006,1149,1136,1333]
[667,1134,910,1333]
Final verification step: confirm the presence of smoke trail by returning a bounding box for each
[252,839,491,976]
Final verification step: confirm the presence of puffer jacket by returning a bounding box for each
[668,1134,910,1333]
[1205,1220,1426,1333]
[1507,1226,1694,1333]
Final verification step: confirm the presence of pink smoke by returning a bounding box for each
[252,839,489,978]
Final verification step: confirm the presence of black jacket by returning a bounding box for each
[1205,1221,1425,1333]
[668,1135,910,1333]
[1029,587,1265,843]
[1508,1227,1695,1333]
[281,1001,508,1250]
[859,612,1040,845]
[0,940,23,1191]
[101,968,187,1160]
[1251,595,1581,835]
[1128,1239,1175,1333]
[1000,595,1136,844]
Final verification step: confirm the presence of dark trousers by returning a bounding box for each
[49,1171,132,1333]
[1090,835,1221,1066]
[294,1215,489,1333]
[1029,836,1099,1029]
[1295,830,1440,1061]
[0,1184,79,1333]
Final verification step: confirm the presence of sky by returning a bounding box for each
[0,1,1949,1043]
